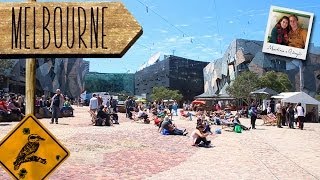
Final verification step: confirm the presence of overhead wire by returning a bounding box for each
[134,0,217,57]
[212,0,223,55]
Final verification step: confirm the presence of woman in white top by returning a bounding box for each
[295,102,305,130]
[190,125,211,147]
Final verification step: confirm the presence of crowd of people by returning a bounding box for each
[89,93,119,126]
[0,89,74,123]
[0,94,25,121]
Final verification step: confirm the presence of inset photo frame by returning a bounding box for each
[262,6,314,60]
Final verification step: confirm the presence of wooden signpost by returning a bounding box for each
[0,1,142,178]
[0,2,142,114]
[0,2,143,58]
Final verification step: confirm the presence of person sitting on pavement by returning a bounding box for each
[7,98,24,120]
[61,98,74,116]
[109,107,119,124]
[190,124,211,148]
[212,114,221,125]
[137,108,149,120]
[233,115,251,131]
[159,116,188,136]
[196,115,213,134]
[96,105,112,126]
[0,97,9,115]
[180,110,195,121]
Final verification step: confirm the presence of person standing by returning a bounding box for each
[287,103,295,129]
[97,94,103,106]
[125,96,133,119]
[89,94,99,114]
[172,101,178,116]
[89,94,99,124]
[50,89,64,124]
[295,103,305,130]
[250,104,257,129]
[311,107,317,122]
[275,101,283,128]
[281,105,287,126]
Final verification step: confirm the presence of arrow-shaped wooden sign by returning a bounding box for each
[0,2,143,58]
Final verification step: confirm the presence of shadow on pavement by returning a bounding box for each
[57,123,69,125]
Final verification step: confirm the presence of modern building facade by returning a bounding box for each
[84,72,135,95]
[135,55,209,101]
[83,60,90,74]
[0,58,86,98]
[202,39,320,97]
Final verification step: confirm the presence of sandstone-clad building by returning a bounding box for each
[203,39,320,97]
[0,58,86,98]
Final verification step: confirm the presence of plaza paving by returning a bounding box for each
[0,106,320,180]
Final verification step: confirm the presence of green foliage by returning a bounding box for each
[227,70,293,102]
[84,73,134,95]
[258,71,292,92]
[226,71,260,102]
[150,86,183,101]
[315,94,320,101]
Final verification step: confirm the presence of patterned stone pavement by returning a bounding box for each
[0,106,320,180]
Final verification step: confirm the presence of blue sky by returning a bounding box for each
[2,0,320,73]
[87,0,320,73]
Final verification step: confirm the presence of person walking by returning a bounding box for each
[50,89,64,124]
[89,94,99,123]
[275,101,283,128]
[295,103,305,130]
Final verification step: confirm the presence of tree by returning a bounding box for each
[226,71,260,104]
[259,71,292,93]
[150,86,183,102]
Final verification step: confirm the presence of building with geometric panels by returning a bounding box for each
[202,39,320,97]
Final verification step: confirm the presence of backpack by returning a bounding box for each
[234,125,242,133]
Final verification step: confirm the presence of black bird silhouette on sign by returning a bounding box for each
[13,134,47,170]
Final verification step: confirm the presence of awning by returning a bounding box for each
[194,92,217,99]
[192,100,206,105]
[250,87,278,96]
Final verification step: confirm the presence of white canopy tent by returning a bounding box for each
[271,92,320,122]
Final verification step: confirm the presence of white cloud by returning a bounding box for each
[160,30,168,33]
[204,16,213,19]
[175,24,190,27]
[202,35,213,38]
[167,37,177,42]
[229,20,234,24]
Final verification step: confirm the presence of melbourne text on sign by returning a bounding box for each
[0,2,143,58]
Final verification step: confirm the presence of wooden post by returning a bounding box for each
[25,0,36,115]
[25,59,36,115]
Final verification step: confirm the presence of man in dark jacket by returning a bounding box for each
[50,89,64,124]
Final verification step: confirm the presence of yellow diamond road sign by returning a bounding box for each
[0,114,70,179]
